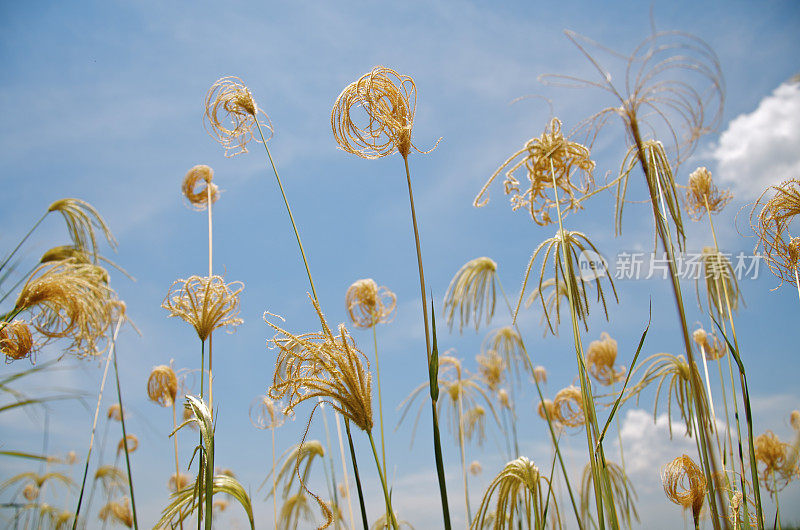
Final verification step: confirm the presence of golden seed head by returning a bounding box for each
[469,460,483,476]
[662,454,707,519]
[537,399,557,423]
[182,165,219,210]
[474,117,595,226]
[117,434,138,455]
[98,498,133,528]
[266,295,373,432]
[473,456,544,529]
[790,410,800,431]
[586,332,625,386]
[249,394,285,430]
[0,320,36,362]
[168,472,192,493]
[477,349,505,392]
[443,257,498,333]
[204,76,272,157]
[22,483,39,501]
[752,178,800,285]
[162,275,244,342]
[345,278,396,328]
[47,198,117,260]
[553,385,585,428]
[331,65,436,159]
[684,167,732,220]
[532,365,547,384]
[754,431,786,473]
[107,403,123,421]
[147,365,178,407]
[692,328,708,348]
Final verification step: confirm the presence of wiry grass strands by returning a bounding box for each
[751,178,800,285]
[249,394,285,430]
[47,198,117,261]
[345,278,397,328]
[553,385,585,428]
[204,76,272,157]
[683,167,732,221]
[580,461,639,529]
[754,430,796,493]
[162,275,243,342]
[147,365,178,407]
[662,455,707,527]
[474,117,595,226]
[443,257,497,333]
[586,332,625,386]
[182,165,220,210]
[524,277,571,335]
[0,319,36,361]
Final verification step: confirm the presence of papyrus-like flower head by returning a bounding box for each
[204,76,272,157]
[662,454,707,521]
[0,320,36,362]
[475,118,595,226]
[586,332,625,386]
[444,257,497,333]
[182,165,219,210]
[162,275,244,342]
[147,365,178,407]
[684,167,732,220]
[332,66,436,159]
[344,278,396,328]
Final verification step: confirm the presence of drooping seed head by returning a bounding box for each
[182,165,219,210]
[586,332,625,386]
[532,365,548,384]
[477,349,505,392]
[752,179,800,285]
[553,385,585,428]
[107,403,123,421]
[443,257,498,333]
[662,454,707,521]
[469,460,483,476]
[47,198,117,260]
[147,365,178,407]
[162,275,244,342]
[98,498,133,528]
[0,320,36,362]
[344,278,396,328]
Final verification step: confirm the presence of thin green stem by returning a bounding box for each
[368,431,399,530]
[345,418,369,530]
[112,319,138,530]
[0,211,48,274]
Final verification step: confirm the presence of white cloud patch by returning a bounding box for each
[618,409,697,478]
[712,81,800,199]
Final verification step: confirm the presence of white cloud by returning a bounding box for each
[712,81,800,199]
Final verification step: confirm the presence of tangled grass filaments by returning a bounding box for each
[182,165,219,210]
[474,118,595,226]
[344,278,396,328]
[162,275,244,342]
[0,320,36,362]
[684,167,732,220]
[117,434,138,455]
[99,498,134,528]
[47,198,117,261]
[443,257,498,333]
[751,178,800,285]
[553,385,585,429]
[754,430,797,493]
[662,455,707,525]
[586,332,625,386]
[524,277,570,336]
[331,66,437,159]
[204,76,272,157]
[147,365,178,407]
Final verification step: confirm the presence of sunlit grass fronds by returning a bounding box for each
[267,441,325,499]
[277,493,314,530]
[162,275,244,342]
[553,385,585,429]
[94,465,127,495]
[182,165,219,210]
[471,457,556,530]
[628,353,698,438]
[474,117,595,226]
[0,471,74,494]
[524,277,571,336]
[698,247,742,320]
[751,178,800,286]
[683,167,731,221]
[476,350,505,392]
[754,430,797,493]
[147,365,178,407]
[345,278,397,328]
[580,461,639,529]
[481,326,528,381]
[39,245,132,280]
[99,498,134,528]
[204,76,272,157]
[116,434,138,456]
[662,455,707,528]
[443,257,497,333]
[47,198,117,261]
[0,319,36,361]
[266,296,373,433]
[514,228,617,328]
[586,332,625,386]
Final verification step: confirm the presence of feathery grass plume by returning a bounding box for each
[0,319,36,362]
[476,350,505,392]
[266,296,373,432]
[662,455,707,528]
[47,198,117,261]
[116,434,138,456]
[204,76,272,157]
[523,276,572,337]
[471,457,555,530]
[345,278,397,328]
[586,332,625,386]
[277,493,315,530]
[168,472,192,493]
[698,247,742,320]
[107,403,123,421]
[580,461,639,530]
[684,167,732,221]
[14,259,116,356]
[532,365,547,384]
[267,441,325,500]
[443,257,497,333]
[553,385,585,429]
[628,353,698,438]
[182,165,220,210]
[754,430,797,493]
[331,66,437,159]
[751,178,800,286]
[464,405,488,446]
[147,365,178,407]
[496,388,510,410]
[515,228,617,328]
[481,326,528,381]
[162,275,244,342]
[94,465,127,495]
[474,117,595,226]
[470,461,483,476]
[536,399,561,429]
[249,394,286,430]
[99,498,133,528]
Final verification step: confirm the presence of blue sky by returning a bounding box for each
[1,1,799,528]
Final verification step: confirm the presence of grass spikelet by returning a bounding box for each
[662,455,707,528]
[345,278,397,328]
[47,198,117,260]
[481,326,527,380]
[0,319,36,361]
[553,385,585,429]
[474,117,595,226]
[204,76,272,157]
[161,275,244,342]
[586,331,625,386]
[94,465,127,494]
[182,165,219,210]
[754,430,797,493]
[684,167,732,220]
[147,365,178,407]
[443,257,497,333]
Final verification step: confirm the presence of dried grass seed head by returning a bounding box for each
[475,117,596,226]
[586,331,625,386]
[443,257,497,333]
[48,198,117,261]
[662,454,707,520]
[554,385,585,428]
[477,349,505,392]
[472,456,549,530]
[204,76,272,157]
[162,275,244,342]
[699,247,742,319]
[1,320,36,362]
[684,167,732,220]
[751,178,800,285]
[469,460,483,476]
[345,278,396,328]
[249,394,285,430]
[332,65,435,159]
[182,165,219,210]
[791,410,800,432]
[168,472,191,493]
[107,404,123,421]
[147,365,178,407]
[629,352,696,438]
[754,430,795,492]
[533,365,548,384]
[98,498,133,528]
